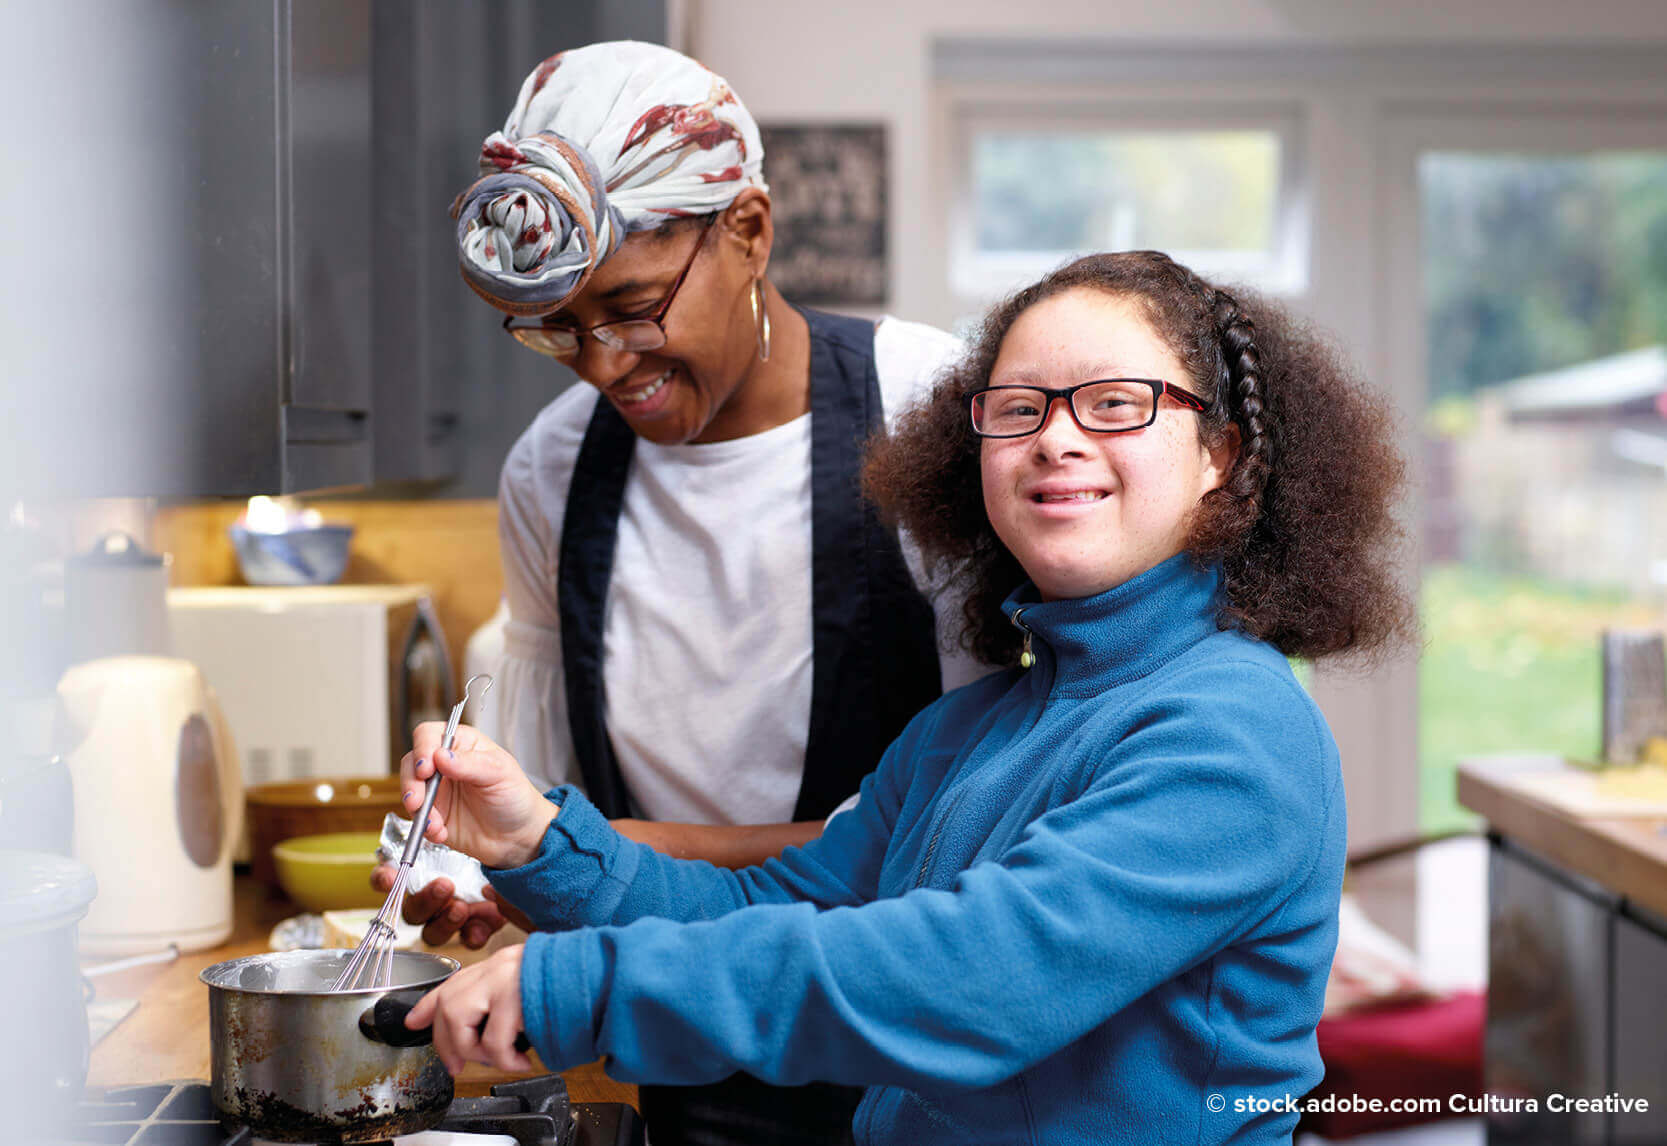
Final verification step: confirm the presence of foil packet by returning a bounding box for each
[377,812,491,902]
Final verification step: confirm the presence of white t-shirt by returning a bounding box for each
[491,315,983,824]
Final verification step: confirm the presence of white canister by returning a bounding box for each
[0,848,98,1134]
[63,531,172,667]
[55,655,242,955]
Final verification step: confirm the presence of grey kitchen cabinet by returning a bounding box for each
[1486,837,1667,1146]
[1612,908,1667,1146]
[370,0,482,486]
[186,0,375,496]
[284,0,376,489]
[1487,837,1614,1146]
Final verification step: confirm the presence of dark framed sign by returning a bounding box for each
[759,123,888,305]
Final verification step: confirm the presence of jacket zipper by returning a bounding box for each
[913,787,968,889]
[1013,606,1035,669]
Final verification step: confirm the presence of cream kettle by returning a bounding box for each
[54,655,242,955]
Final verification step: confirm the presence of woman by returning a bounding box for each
[403,38,978,1146]
[400,251,1413,1144]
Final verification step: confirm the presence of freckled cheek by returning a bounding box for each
[979,448,1026,548]
[1113,434,1186,504]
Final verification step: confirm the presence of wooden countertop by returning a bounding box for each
[85,874,636,1107]
[1458,754,1667,918]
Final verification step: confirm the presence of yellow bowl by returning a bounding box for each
[246,776,404,888]
[270,831,386,912]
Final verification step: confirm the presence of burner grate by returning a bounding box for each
[44,1082,230,1146]
[46,1077,641,1146]
[433,1074,574,1145]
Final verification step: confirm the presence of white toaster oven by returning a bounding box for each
[168,584,454,790]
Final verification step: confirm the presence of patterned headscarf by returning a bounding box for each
[451,41,766,316]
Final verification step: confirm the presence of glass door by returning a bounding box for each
[1383,111,1667,833]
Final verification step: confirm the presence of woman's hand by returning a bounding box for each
[405,945,534,1075]
[401,722,558,870]
[367,870,535,948]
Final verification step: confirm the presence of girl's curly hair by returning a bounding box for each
[864,250,1415,668]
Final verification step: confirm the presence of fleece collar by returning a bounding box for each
[1000,554,1226,695]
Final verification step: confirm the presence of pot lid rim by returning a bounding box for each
[0,849,97,929]
[198,949,461,995]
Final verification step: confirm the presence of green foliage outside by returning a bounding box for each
[1423,152,1667,400]
[1419,564,1660,833]
[1419,153,1667,831]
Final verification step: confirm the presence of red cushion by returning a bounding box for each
[1302,990,1485,1139]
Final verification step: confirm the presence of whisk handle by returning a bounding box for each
[400,772,442,866]
[401,694,469,866]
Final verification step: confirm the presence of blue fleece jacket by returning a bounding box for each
[489,554,1346,1145]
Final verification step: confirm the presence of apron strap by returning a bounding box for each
[797,308,942,820]
[555,397,637,818]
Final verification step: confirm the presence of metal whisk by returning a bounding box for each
[331,673,494,991]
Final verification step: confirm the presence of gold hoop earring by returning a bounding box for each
[751,278,772,362]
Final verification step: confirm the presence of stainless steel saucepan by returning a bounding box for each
[200,948,460,1143]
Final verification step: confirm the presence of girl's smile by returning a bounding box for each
[1023,480,1115,516]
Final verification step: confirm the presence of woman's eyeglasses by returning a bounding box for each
[502,216,716,361]
[968,379,1209,439]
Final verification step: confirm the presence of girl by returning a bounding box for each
[401,251,1412,1144]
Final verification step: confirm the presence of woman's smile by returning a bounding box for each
[609,365,679,415]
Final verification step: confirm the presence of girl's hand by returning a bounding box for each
[405,945,533,1075]
[401,722,558,870]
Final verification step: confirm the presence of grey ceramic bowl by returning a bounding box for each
[228,524,354,586]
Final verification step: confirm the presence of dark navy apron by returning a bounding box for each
[555,307,943,1146]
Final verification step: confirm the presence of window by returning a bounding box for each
[953,108,1307,303]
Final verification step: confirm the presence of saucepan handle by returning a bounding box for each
[359,989,532,1053]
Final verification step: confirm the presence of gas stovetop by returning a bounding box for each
[44,1074,643,1146]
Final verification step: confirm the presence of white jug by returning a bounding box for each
[55,655,242,955]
